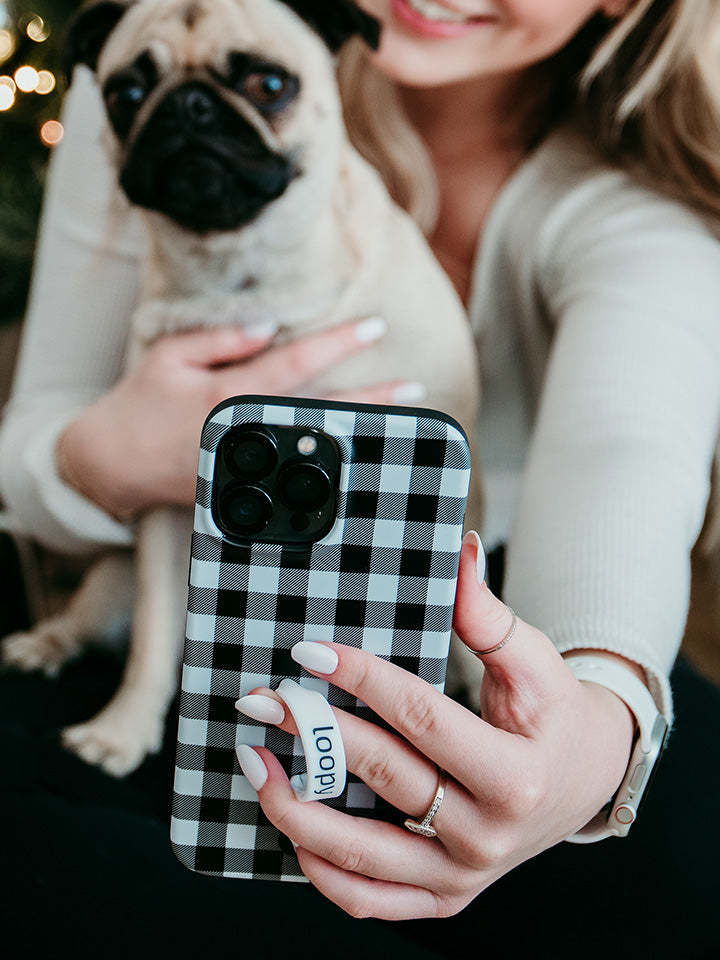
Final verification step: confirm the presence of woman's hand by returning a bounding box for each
[235,531,637,920]
[57,317,420,520]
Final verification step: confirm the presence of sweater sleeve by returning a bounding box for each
[502,168,720,720]
[0,67,145,554]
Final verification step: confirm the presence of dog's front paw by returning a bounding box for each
[1,620,82,677]
[62,701,165,777]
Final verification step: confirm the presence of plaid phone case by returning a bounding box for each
[171,396,471,881]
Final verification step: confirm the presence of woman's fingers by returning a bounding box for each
[156,315,395,406]
[293,848,459,921]
[237,688,473,840]
[453,532,573,728]
[242,746,452,891]
[288,640,527,798]
[156,321,278,366]
[326,381,427,407]
[215,316,388,397]
[239,647,518,806]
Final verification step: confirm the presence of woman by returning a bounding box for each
[232,0,720,922]
[1,0,719,956]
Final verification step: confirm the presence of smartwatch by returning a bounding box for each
[564,654,668,843]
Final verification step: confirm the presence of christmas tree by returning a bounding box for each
[0,0,80,325]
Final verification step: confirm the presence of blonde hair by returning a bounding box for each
[337,41,440,232]
[337,0,720,233]
[581,0,720,221]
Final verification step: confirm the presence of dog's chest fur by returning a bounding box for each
[130,150,393,350]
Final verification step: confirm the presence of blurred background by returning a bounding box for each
[1,0,78,395]
[0,0,81,630]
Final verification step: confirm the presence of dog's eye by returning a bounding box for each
[105,79,147,133]
[107,81,146,113]
[241,70,297,112]
[103,54,157,138]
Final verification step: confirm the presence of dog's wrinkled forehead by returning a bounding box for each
[66,0,380,80]
[94,0,320,81]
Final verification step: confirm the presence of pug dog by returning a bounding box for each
[2,0,483,776]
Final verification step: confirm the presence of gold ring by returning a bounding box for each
[473,608,517,657]
[404,768,447,838]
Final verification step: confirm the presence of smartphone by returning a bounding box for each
[171,395,472,881]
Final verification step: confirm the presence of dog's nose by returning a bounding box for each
[181,87,217,127]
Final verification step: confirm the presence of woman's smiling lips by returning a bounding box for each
[391,0,496,39]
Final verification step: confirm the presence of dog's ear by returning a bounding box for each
[281,0,381,53]
[64,0,133,79]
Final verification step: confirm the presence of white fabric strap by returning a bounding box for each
[277,679,347,803]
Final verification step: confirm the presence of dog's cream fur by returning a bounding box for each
[2,0,484,775]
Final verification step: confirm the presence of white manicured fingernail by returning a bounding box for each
[463,530,486,584]
[291,641,339,675]
[235,695,285,724]
[391,382,427,404]
[244,319,279,339]
[290,773,308,796]
[354,316,387,343]
[236,744,268,791]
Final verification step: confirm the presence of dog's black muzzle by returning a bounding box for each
[119,82,296,234]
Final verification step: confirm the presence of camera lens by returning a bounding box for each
[277,461,332,512]
[225,430,277,479]
[218,484,273,536]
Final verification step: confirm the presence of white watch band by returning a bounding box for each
[564,654,668,842]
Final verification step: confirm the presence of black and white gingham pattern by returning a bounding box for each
[171,396,472,880]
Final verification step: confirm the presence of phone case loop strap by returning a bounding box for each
[277,679,347,802]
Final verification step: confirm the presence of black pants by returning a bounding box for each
[3,654,720,958]
[2,544,719,958]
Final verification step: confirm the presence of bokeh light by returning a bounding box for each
[0,27,14,62]
[35,69,55,94]
[40,119,63,146]
[0,81,14,110]
[26,15,50,42]
[14,64,39,92]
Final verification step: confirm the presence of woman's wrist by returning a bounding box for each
[562,648,646,741]
[56,416,137,523]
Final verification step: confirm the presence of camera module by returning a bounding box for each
[212,421,341,546]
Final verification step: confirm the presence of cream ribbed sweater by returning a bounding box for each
[3,69,720,717]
